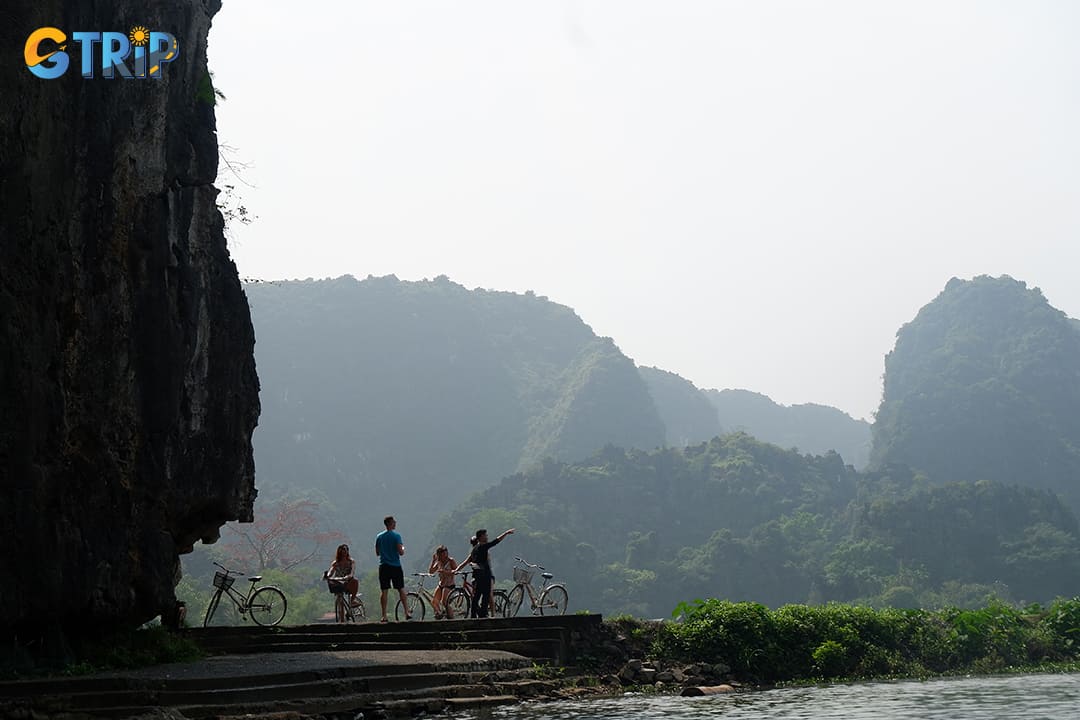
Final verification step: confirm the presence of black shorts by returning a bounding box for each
[379,564,404,590]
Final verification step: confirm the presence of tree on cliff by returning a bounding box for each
[221,499,343,572]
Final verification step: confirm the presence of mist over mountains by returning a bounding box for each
[246,275,665,533]
[637,367,871,468]
[235,273,1080,615]
[245,276,869,527]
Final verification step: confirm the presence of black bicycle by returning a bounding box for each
[203,562,288,627]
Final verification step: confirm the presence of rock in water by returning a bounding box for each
[681,685,736,696]
[0,0,259,642]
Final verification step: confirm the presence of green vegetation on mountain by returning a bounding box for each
[871,275,1080,511]
[208,272,1080,622]
[638,366,722,446]
[835,470,1080,604]
[433,433,1080,617]
[705,388,872,468]
[244,275,665,533]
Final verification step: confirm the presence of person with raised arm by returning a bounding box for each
[457,528,513,618]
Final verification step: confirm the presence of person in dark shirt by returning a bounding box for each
[457,527,513,618]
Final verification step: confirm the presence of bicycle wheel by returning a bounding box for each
[334,593,347,623]
[539,584,568,615]
[505,585,525,617]
[445,588,469,619]
[493,589,511,618]
[203,590,223,628]
[249,586,288,626]
[395,592,425,621]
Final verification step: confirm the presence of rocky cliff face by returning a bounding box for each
[871,275,1080,508]
[0,0,259,639]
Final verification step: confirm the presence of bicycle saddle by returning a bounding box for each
[541,572,553,580]
[248,575,262,582]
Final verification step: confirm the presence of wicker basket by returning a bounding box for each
[213,571,235,591]
[512,566,534,585]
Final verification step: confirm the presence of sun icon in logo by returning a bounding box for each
[129,26,150,46]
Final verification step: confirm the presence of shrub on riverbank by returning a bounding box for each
[648,597,1080,684]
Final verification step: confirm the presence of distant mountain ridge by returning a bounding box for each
[245,275,666,532]
[704,389,872,468]
[247,274,878,540]
[637,367,722,446]
[638,368,871,468]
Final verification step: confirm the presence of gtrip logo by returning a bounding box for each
[25,26,179,79]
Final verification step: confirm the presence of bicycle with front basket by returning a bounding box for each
[324,573,366,623]
[203,561,288,627]
[503,556,568,616]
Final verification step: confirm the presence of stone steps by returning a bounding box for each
[184,613,601,663]
[74,672,554,718]
[174,679,560,719]
[47,669,493,709]
[0,614,603,718]
[2,661,547,718]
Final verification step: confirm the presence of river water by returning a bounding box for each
[460,673,1080,719]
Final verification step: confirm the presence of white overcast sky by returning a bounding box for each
[207,1,1079,421]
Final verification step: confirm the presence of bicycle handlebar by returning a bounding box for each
[513,556,546,571]
[213,561,245,576]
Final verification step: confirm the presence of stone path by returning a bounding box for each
[0,615,603,719]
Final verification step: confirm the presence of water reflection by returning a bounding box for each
[465,673,1080,720]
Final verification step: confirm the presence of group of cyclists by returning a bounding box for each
[324,515,515,622]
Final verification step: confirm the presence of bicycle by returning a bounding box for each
[325,574,365,623]
[503,556,568,616]
[395,572,461,621]
[203,561,288,627]
[446,570,510,619]
[393,573,433,621]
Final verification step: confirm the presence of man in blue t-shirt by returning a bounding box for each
[375,515,408,622]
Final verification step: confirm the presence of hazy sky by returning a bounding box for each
[207,1,1079,421]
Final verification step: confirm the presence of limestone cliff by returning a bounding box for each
[0,0,259,639]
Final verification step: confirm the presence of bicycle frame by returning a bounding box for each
[332,587,362,622]
[412,575,438,609]
[394,572,443,621]
[516,574,550,609]
[215,576,259,615]
[456,570,510,617]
